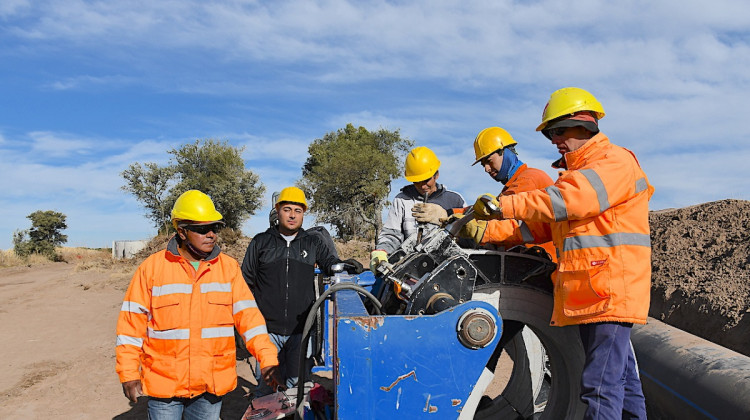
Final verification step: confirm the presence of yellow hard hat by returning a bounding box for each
[405,146,441,182]
[536,87,606,132]
[472,127,518,166]
[171,190,223,228]
[276,186,307,210]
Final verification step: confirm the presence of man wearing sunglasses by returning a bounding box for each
[116,189,282,420]
[471,87,653,419]
[241,186,362,400]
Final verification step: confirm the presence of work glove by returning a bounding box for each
[441,213,475,230]
[473,193,503,220]
[441,213,463,226]
[370,250,388,272]
[459,219,488,244]
[412,202,448,226]
[341,258,364,274]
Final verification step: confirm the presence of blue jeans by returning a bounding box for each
[254,332,313,397]
[579,322,647,420]
[147,393,222,420]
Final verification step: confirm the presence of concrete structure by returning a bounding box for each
[111,240,149,260]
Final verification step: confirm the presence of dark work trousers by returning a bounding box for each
[579,322,647,420]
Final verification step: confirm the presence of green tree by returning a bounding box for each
[169,139,265,229]
[13,210,68,259]
[121,162,175,234]
[300,124,413,240]
[121,139,265,231]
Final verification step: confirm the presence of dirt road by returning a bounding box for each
[0,262,257,419]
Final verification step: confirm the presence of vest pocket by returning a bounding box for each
[151,294,182,331]
[211,351,236,394]
[207,292,234,324]
[558,255,611,317]
[142,351,177,393]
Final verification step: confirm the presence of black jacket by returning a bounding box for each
[241,226,340,335]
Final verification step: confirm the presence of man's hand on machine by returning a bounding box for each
[459,219,488,244]
[412,202,448,225]
[370,250,388,272]
[472,193,503,220]
[341,258,364,274]
[441,213,463,226]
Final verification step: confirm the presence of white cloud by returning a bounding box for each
[1,0,749,249]
[237,134,310,166]
[0,0,29,17]
[4,2,745,83]
[28,131,96,158]
[44,74,136,91]
[0,133,177,203]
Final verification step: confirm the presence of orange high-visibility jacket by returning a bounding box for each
[115,237,279,398]
[480,164,557,259]
[499,133,654,326]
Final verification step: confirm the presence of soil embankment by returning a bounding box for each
[649,199,750,356]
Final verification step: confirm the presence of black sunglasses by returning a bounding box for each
[181,223,223,235]
[545,127,569,138]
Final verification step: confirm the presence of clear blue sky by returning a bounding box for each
[2,1,749,250]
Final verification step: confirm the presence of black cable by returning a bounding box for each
[294,281,383,419]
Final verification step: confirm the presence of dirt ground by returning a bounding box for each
[649,199,750,356]
[0,261,263,419]
[1,198,748,418]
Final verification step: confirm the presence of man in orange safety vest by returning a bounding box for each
[116,189,282,419]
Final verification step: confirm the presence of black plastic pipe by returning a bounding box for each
[631,318,750,419]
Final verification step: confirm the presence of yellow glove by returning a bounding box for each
[459,219,488,244]
[473,193,503,220]
[441,213,463,227]
[370,250,388,272]
[412,203,448,225]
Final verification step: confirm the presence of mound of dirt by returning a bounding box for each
[649,199,750,356]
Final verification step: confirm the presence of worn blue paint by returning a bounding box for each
[331,281,501,419]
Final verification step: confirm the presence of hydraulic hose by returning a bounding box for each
[295,281,383,419]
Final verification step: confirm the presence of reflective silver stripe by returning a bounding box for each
[202,327,234,339]
[233,300,258,315]
[545,186,568,221]
[580,169,609,213]
[200,282,232,293]
[116,335,143,347]
[563,232,651,252]
[519,221,534,243]
[147,328,190,340]
[635,177,648,193]
[121,301,149,315]
[152,283,192,297]
[243,325,268,342]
